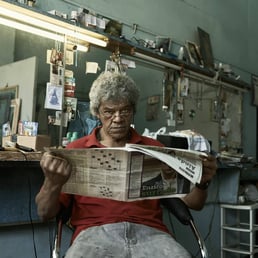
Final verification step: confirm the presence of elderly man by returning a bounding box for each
[36,72,217,258]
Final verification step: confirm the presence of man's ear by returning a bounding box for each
[96,113,101,120]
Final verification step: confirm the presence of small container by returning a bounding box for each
[71,11,78,21]
[66,132,72,140]
[17,0,27,4]
[70,132,78,142]
[62,137,70,147]
[72,132,78,138]
[238,195,246,204]
[27,0,35,7]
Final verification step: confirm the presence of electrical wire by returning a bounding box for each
[165,181,220,258]
[193,179,220,257]
[48,220,55,258]
[28,173,38,258]
[28,158,57,258]
[165,208,198,257]
[166,208,177,239]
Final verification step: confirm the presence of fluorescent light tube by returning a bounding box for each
[0,1,108,47]
[0,16,64,42]
[0,17,89,52]
[133,52,180,71]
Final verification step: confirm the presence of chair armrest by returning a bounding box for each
[161,197,208,258]
[160,197,193,225]
[56,204,72,224]
[52,204,73,258]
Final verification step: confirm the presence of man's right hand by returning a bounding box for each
[40,151,72,186]
[36,151,72,220]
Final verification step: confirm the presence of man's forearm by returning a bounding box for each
[182,186,208,210]
[35,179,62,220]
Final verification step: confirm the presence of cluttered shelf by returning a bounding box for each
[3,0,250,92]
[218,156,258,182]
[106,36,251,92]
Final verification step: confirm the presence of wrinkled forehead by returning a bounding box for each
[99,99,132,109]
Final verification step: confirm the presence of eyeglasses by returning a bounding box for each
[99,108,133,119]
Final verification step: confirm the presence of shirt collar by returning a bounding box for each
[85,126,143,148]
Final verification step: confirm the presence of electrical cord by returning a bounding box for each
[48,220,55,258]
[23,154,38,257]
[166,208,177,239]
[165,181,219,258]
[166,208,198,257]
[28,175,38,258]
[192,178,219,257]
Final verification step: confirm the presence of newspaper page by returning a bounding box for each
[125,144,206,184]
[127,153,193,200]
[50,145,205,201]
[57,148,131,201]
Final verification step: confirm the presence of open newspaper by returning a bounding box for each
[50,144,207,201]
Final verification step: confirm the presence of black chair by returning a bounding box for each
[161,198,208,258]
[52,197,208,258]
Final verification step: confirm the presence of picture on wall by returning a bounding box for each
[0,85,19,99]
[105,60,118,73]
[44,82,63,110]
[0,93,11,131]
[50,64,64,86]
[211,99,219,122]
[197,27,214,70]
[10,98,21,134]
[0,85,19,136]
[64,97,77,121]
[176,99,184,124]
[185,41,203,66]
[251,74,258,106]
[146,95,160,121]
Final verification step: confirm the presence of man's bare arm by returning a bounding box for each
[35,152,71,220]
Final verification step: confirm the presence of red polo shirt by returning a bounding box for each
[60,127,170,242]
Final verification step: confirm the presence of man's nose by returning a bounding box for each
[112,111,124,120]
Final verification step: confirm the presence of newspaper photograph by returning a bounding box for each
[50,145,206,201]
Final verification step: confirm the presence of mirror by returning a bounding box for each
[0,23,243,153]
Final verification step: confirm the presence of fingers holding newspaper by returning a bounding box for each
[197,154,217,188]
[182,153,217,210]
[40,151,72,186]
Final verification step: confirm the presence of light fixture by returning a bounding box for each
[0,16,64,42]
[66,42,89,53]
[0,16,89,52]
[0,1,108,47]
[132,51,181,71]
[70,44,89,53]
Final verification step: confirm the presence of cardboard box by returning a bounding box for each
[2,136,13,147]
[17,135,51,151]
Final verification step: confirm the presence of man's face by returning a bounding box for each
[97,100,133,141]
[161,163,176,180]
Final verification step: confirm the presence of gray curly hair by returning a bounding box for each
[89,72,140,116]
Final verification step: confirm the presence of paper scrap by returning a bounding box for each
[86,62,99,74]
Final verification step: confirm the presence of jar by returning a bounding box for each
[62,137,70,147]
